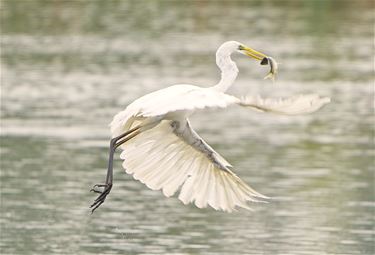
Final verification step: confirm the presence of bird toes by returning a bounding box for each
[90,183,112,213]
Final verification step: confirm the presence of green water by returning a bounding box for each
[1,0,374,254]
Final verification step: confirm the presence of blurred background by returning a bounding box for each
[1,0,374,254]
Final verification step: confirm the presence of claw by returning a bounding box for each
[93,184,107,188]
[90,183,112,214]
[90,188,102,194]
[90,183,106,193]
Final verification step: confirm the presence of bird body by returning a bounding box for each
[90,41,330,213]
[110,84,238,137]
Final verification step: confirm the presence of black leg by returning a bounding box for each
[90,126,141,214]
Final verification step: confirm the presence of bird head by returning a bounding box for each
[216,41,278,81]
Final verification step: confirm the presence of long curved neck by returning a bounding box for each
[213,53,238,92]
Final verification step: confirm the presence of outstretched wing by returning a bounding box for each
[119,119,267,212]
[240,94,330,115]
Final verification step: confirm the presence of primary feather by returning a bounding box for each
[117,118,266,212]
[240,94,331,115]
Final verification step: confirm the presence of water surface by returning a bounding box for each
[1,1,374,254]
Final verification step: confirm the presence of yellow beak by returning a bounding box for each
[239,45,278,81]
[240,45,267,61]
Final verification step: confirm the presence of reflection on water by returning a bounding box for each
[1,0,374,254]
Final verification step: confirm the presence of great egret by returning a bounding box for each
[90,41,330,213]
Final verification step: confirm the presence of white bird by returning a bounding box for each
[90,41,330,213]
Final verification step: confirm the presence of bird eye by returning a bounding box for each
[238,45,245,50]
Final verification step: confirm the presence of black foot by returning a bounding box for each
[90,183,112,214]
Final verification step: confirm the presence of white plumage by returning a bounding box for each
[106,41,330,212]
[118,120,265,212]
[241,94,331,115]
